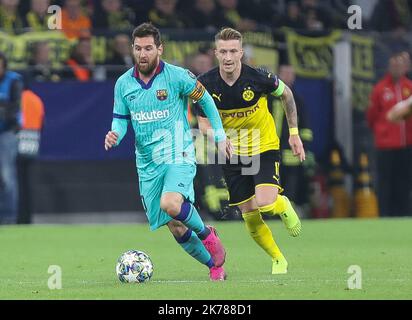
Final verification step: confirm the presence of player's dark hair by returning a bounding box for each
[0,51,8,70]
[132,23,162,47]
[215,27,243,45]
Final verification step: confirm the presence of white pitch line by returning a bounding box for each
[1,278,409,286]
[151,279,299,284]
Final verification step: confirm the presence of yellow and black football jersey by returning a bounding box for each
[193,64,285,156]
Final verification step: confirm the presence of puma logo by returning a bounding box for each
[212,93,222,102]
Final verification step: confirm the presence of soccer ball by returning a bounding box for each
[115,250,154,283]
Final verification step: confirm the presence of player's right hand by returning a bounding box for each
[105,131,118,151]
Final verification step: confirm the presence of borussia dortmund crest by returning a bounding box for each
[243,88,254,102]
[156,89,168,101]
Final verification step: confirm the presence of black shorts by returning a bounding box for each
[222,150,283,206]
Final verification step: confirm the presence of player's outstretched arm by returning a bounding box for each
[197,91,226,141]
[281,85,306,162]
[181,68,232,158]
[108,79,130,151]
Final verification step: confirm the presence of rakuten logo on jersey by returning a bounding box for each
[131,109,170,123]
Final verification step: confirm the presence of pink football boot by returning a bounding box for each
[202,226,226,267]
[209,266,227,281]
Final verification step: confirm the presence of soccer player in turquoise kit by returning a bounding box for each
[104,23,233,281]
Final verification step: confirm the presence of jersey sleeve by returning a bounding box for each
[178,67,207,102]
[111,79,130,146]
[191,74,208,118]
[178,69,225,142]
[255,67,285,97]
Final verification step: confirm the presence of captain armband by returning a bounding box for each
[189,81,206,102]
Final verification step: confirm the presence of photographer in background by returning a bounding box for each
[17,80,45,224]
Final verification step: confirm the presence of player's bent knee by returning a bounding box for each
[255,186,279,208]
[256,195,279,209]
[238,198,258,214]
[161,202,181,217]
[160,197,182,217]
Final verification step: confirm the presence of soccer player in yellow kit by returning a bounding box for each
[193,28,306,274]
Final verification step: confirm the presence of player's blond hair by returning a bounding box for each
[214,28,243,45]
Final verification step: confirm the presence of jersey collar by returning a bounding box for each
[218,63,244,88]
[132,60,165,89]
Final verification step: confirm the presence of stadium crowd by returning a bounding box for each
[1,0,411,35]
[1,0,411,82]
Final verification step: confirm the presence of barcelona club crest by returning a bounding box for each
[156,89,168,101]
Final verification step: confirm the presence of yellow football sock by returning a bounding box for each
[258,195,287,216]
[242,209,282,259]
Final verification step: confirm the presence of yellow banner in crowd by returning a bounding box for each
[286,29,342,78]
[162,31,278,72]
[351,34,375,112]
[0,30,277,72]
[0,31,70,68]
[0,31,109,68]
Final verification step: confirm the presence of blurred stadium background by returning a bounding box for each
[0,0,411,224]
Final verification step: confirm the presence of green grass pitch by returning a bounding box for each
[0,218,411,300]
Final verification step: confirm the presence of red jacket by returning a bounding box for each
[366,74,412,149]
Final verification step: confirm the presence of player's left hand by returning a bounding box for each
[289,135,306,162]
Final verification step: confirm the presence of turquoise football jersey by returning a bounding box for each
[111,61,225,181]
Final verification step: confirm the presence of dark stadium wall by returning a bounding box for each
[31,160,141,214]
[31,81,136,161]
[31,81,140,214]
[294,77,334,161]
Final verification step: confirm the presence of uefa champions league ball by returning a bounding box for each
[115,250,154,283]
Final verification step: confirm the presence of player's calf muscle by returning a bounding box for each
[167,220,188,237]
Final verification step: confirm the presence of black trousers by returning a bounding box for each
[16,156,34,224]
[376,148,412,217]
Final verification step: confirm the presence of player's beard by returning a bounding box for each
[137,56,159,76]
